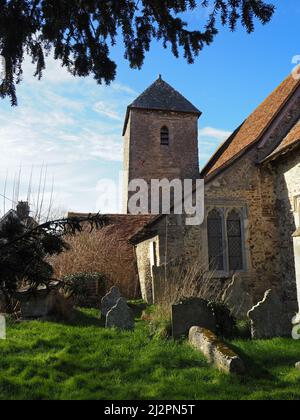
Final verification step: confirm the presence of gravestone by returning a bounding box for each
[295,362,300,370]
[0,314,6,340]
[222,275,254,319]
[247,289,290,339]
[189,327,245,375]
[15,283,60,320]
[101,286,121,317]
[106,298,135,330]
[172,298,216,339]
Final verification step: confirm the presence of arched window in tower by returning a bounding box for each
[207,209,225,271]
[227,210,243,271]
[160,126,169,146]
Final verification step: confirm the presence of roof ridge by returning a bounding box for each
[261,117,300,163]
[200,123,245,175]
[201,74,300,179]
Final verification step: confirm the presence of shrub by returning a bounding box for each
[145,260,215,339]
[50,228,140,299]
[143,258,236,340]
[208,301,237,339]
[62,272,108,308]
[0,213,106,313]
[49,293,75,321]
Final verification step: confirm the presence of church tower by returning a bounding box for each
[122,76,201,213]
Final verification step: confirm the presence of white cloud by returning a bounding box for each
[93,101,122,121]
[0,55,135,214]
[199,126,232,141]
[111,83,137,96]
[198,126,233,169]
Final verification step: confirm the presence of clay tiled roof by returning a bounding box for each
[123,76,201,135]
[68,213,157,241]
[201,75,300,178]
[263,118,300,162]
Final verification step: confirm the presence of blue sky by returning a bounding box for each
[0,0,299,216]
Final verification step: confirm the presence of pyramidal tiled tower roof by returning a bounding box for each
[123,76,201,135]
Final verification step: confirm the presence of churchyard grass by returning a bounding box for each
[0,307,300,400]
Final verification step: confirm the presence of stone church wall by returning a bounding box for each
[136,238,154,304]
[136,144,299,323]
[272,148,300,314]
[136,215,186,303]
[203,151,281,302]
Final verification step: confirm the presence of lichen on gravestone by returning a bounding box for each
[189,326,245,375]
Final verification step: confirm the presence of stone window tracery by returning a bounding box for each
[207,207,246,273]
[227,210,243,271]
[207,209,225,271]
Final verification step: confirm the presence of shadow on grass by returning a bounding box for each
[59,309,105,328]
[128,301,148,319]
[228,341,276,381]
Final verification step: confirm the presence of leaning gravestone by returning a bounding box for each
[106,298,135,330]
[247,289,290,339]
[222,275,254,320]
[101,286,121,317]
[172,298,216,339]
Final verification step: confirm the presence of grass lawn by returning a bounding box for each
[1,307,300,400]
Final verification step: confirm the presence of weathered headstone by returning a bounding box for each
[17,288,58,320]
[189,326,245,375]
[172,298,216,339]
[0,314,6,340]
[101,286,121,317]
[247,289,290,339]
[106,298,135,330]
[222,275,254,320]
[295,362,300,370]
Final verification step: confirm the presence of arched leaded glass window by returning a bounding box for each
[160,126,169,145]
[207,209,224,271]
[227,210,243,271]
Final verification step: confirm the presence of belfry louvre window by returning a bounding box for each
[207,210,224,271]
[160,126,169,145]
[227,210,243,271]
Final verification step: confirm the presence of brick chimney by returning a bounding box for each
[16,201,30,221]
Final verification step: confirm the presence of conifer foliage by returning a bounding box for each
[0,213,107,308]
[0,0,275,105]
